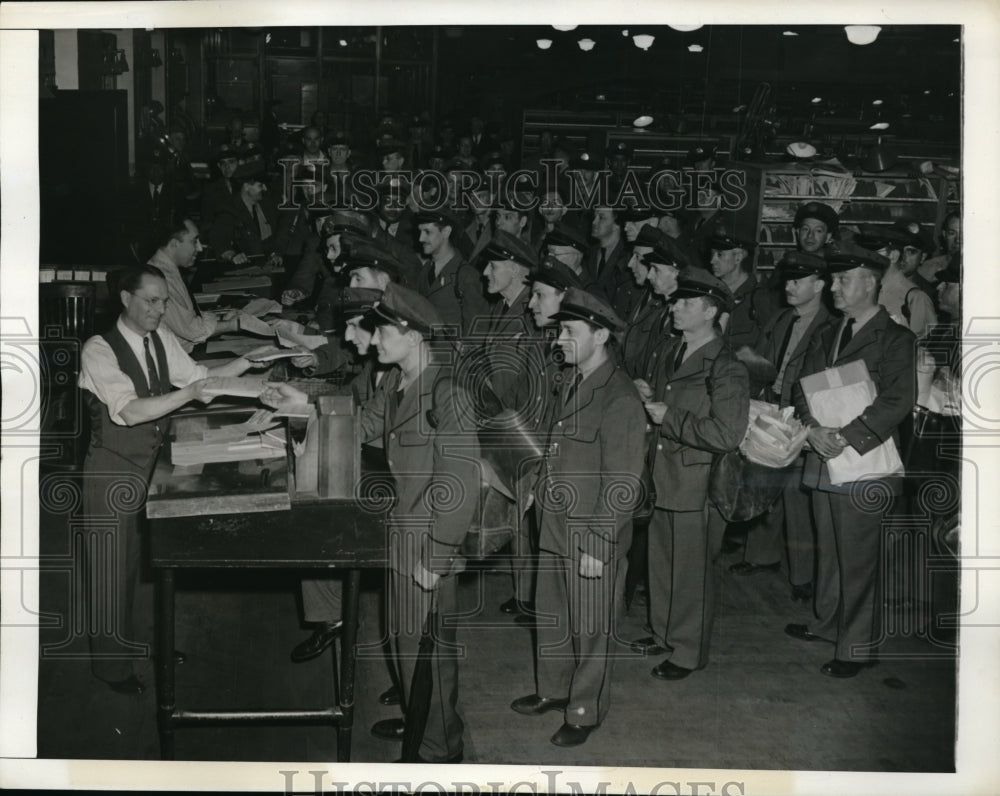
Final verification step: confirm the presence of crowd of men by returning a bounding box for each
[81,119,963,763]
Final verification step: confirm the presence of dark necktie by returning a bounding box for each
[672,341,688,373]
[255,203,272,240]
[477,222,485,239]
[776,316,798,369]
[182,271,202,318]
[839,317,855,353]
[598,248,607,275]
[426,260,436,286]
[144,337,164,395]
[563,371,583,405]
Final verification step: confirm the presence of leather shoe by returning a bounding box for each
[729,560,781,576]
[651,659,693,680]
[820,658,878,679]
[550,722,598,747]
[499,597,532,615]
[395,751,464,764]
[510,694,569,716]
[291,621,343,662]
[371,717,406,741]
[173,650,187,665]
[379,684,401,706]
[103,674,146,696]
[784,623,829,643]
[791,583,814,603]
[629,636,667,656]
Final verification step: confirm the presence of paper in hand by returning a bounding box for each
[277,327,329,351]
[239,313,278,337]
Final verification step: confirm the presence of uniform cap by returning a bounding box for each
[551,286,626,332]
[823,240,891,274]
[671,269,735,313]
[342,242,405,280]
[483,230,538,269]
[544,220,589,253]
[777,250,827,279]
[371,283,444,336]
[335,287,383,316]
[529,255,585,291]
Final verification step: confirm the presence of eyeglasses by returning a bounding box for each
[130,292,170,310]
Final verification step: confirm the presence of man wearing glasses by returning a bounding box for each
[78,264,270,696]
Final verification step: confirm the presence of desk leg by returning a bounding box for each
[337,568,362,762]
[156,567,176,761]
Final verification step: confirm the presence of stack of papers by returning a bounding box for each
[172,426,287,466]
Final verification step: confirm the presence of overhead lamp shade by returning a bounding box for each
[872,99,884,106]
[844,25,881,45]
[633,34,655,51]
[536,39,552,50]
[786,141,817,159]
[783,30,799,36]
[869,122,890,130]
[688,44,704,53]
[622,29,629,37]
[552,25,577,32]
[668,24,703,32]
[577,38,596,51]
[811,97,823,104]
[632,115,654,128]
[863,145,897,172]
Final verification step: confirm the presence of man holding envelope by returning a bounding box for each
[788,241,916,678]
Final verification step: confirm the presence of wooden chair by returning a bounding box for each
[39,282,97,470]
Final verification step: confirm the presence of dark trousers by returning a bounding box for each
[82,450,157,682]
[647,505,727,670]
[743,456,816,586]
[810,488,888,661]
[389,569,464,762]
[535,551,627,727]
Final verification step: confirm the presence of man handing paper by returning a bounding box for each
[786,241,916,679]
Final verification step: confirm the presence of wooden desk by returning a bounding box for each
[147,409,390,761]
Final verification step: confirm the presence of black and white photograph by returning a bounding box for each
[1,2,998,794]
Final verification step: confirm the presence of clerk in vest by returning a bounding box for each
[150,219,242,352]
[729,251,834,602]
[787,241,916,678]
[78,264,271,695]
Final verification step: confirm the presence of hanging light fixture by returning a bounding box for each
[632,34,655,51]
[577,38,596,52]
[632,114,654,128]
[811,97,823,104]
[782,31,799,36]
[844,26,881,45]
[622,29,629,37]
[869,122,890,130]
[536,38,552,50]
[552,25,577,32]
[688,44,704,53]
[668,24,703,32]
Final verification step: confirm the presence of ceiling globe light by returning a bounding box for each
[633,34,655,51]
[536,39,552,50]
[872,99,884,106]
[622,29,629,37]
[869,122,890,130]
[668,24,703,32]
[338,39,348,46]
[844,25,881,45]
[783,30,799,36]
[633,114,654,128]
[578,38,596,51]
[552,25,577,32]
[811,97,823,104]
[688,44,704,53]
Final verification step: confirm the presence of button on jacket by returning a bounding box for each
[535,358,647,564]
[650,336,750,512]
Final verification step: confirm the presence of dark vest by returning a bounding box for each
[83,325,172,470]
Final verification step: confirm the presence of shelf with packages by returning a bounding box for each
[739,162,960,272]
